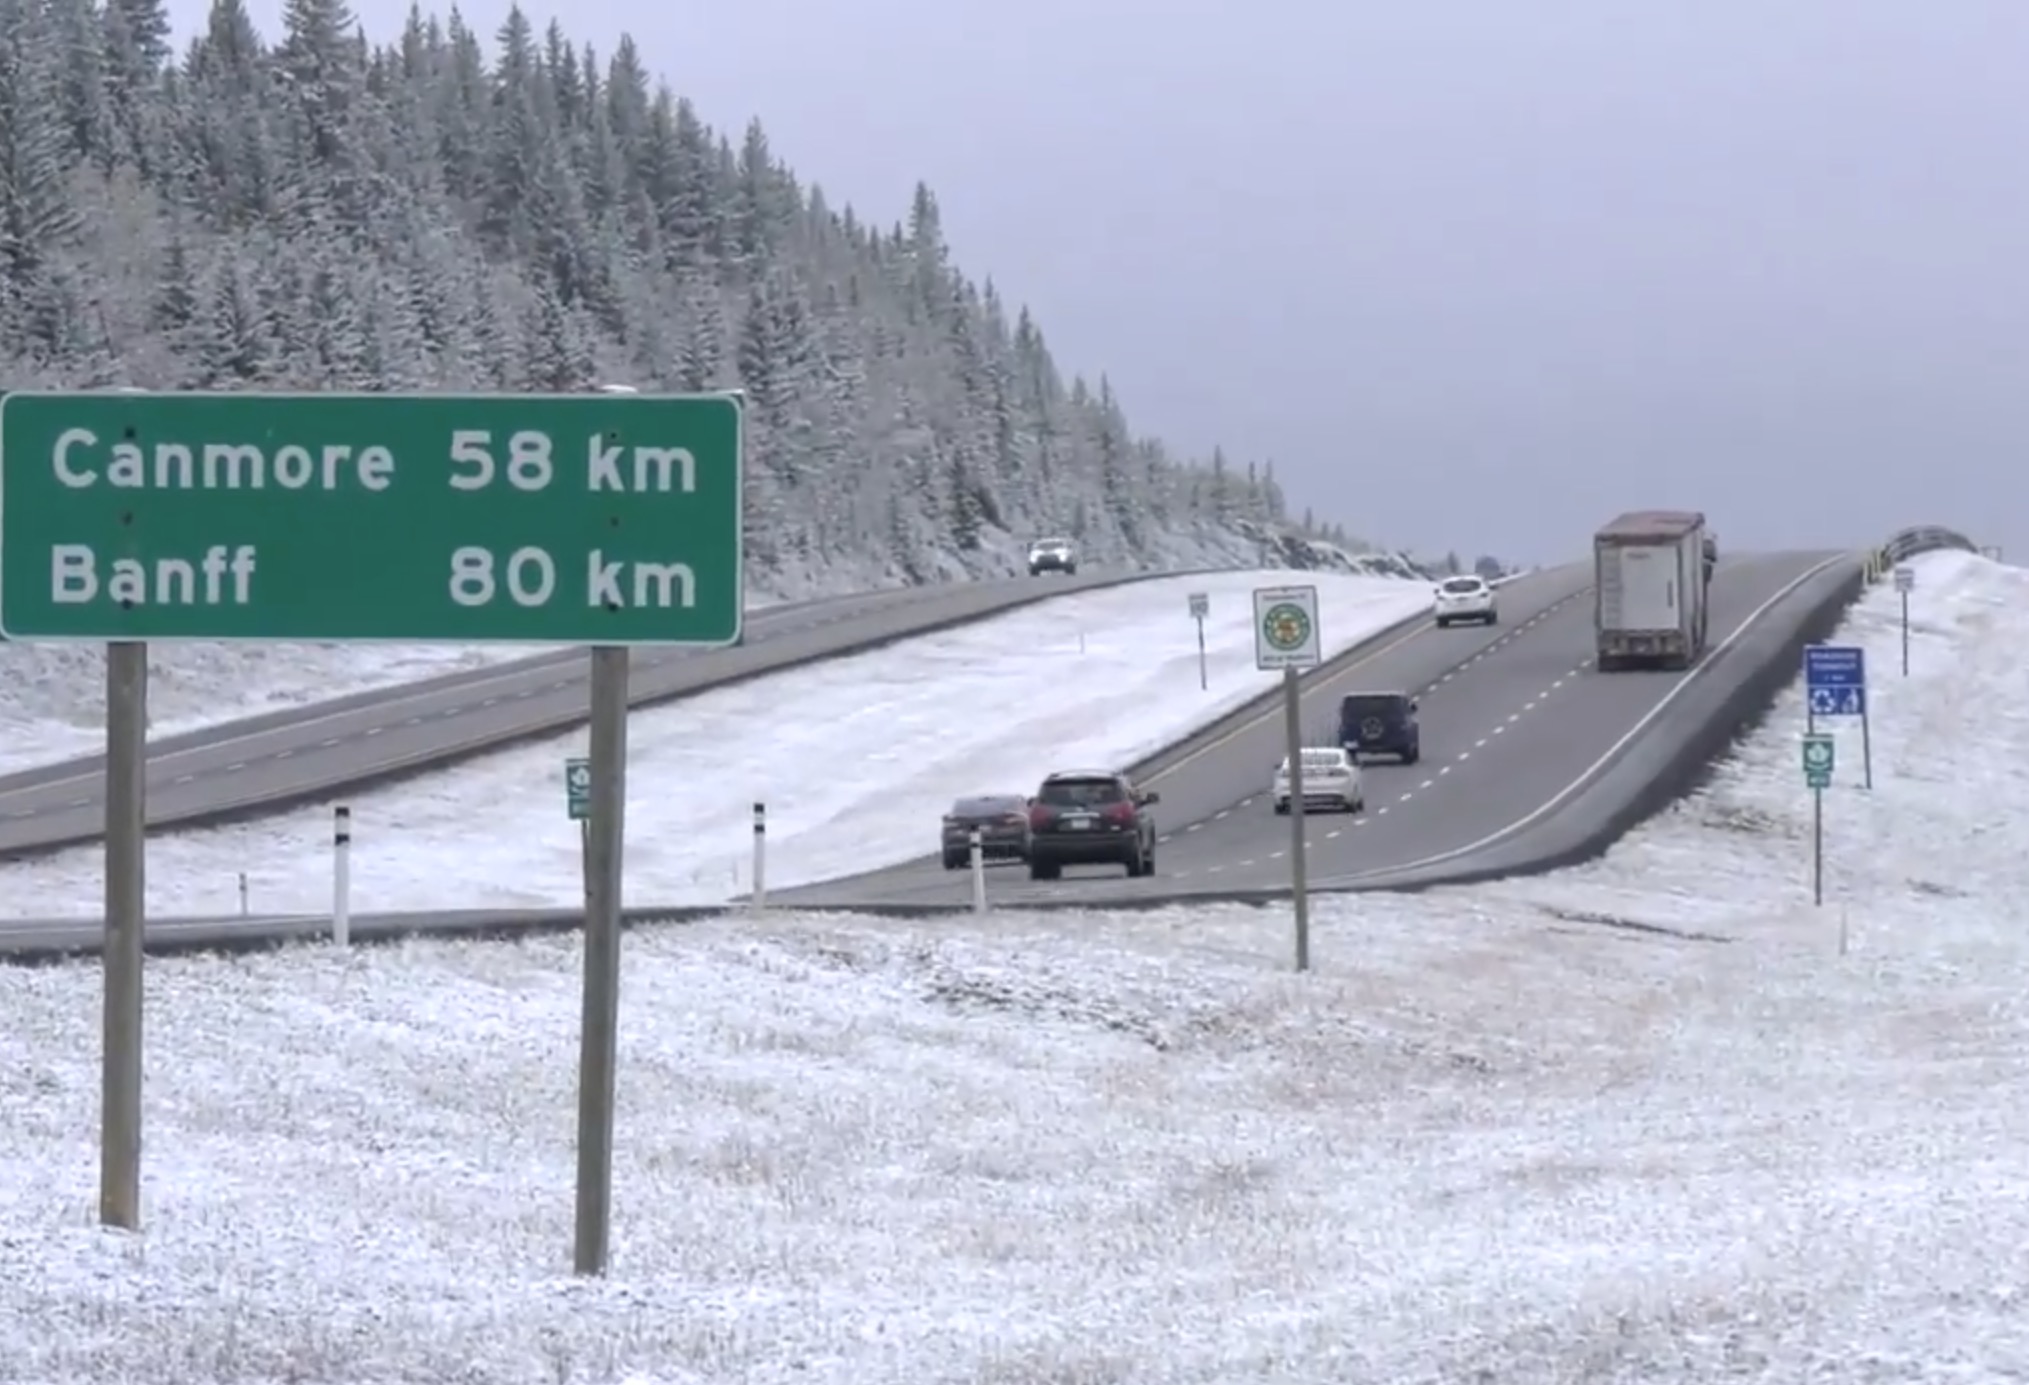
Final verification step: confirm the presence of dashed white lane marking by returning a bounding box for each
[1139,616,1605,856]
[1380,654,1592,809]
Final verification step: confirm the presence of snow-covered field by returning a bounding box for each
[3,551,2024,1383]
[0,571,1430,918]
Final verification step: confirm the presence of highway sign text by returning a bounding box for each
[0,391,744,644]
[1253,585,1321,671]
[1894,565,1914,593]
[1801,733,1835,789]
[565,757,591,821]
[1804,644,1867,718]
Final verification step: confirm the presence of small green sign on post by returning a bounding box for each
[0,390,744,644]
[1801,733,1835,790]
[565,757,591,820]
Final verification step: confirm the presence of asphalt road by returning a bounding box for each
[770,549,1845,911]
[0,567,1174,859]
[0,550,1857,958]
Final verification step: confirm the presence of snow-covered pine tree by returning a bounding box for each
[0,0,1372,598]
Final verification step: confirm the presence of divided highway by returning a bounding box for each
[771,549,1850,911]
[7,531,1976,958]
[0,567,1180,859]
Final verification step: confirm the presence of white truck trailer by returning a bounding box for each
[1593,509,1712,671]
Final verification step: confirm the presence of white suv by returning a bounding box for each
[1027,537,1077,576]
[1272,747,1365,814]
[1433,574,1497,627]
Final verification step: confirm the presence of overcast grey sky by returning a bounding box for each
[172,0,2027,563]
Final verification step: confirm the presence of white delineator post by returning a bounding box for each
[237,872,248,917]
[751,802,767,914]
[332,805,352,947]
[969,828,987,913]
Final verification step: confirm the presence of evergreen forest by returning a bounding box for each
[0,0,1407,594]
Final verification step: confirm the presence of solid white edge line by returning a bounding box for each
[1319,551,1852,886]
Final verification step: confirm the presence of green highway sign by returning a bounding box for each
[565,756,591,820]
[1802,733,1835,789]
[0,391,744,644]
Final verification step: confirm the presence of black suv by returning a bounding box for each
[1338,692,1420,764]
[1025,770,1159,879]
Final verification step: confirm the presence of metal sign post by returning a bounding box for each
[1188,591,1209,690]
[100,641,146,1231]
[1254,585,1321,971]
[1803,644,1870,789]
[572,649,630,1277]
[1894,565,1914,675]
[1802,733,1834,905]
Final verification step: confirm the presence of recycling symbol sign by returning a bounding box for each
[1262,602,1311,651]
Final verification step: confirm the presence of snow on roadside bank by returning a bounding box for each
[1463,547,2029,940]
[2,889,2025,1384]
[3,553,2026,1382]
[0,571,1430,917]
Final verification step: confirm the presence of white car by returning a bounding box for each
[1433,574,1498,627]
[1027,537,1077,576]
[1272,747,1365,814]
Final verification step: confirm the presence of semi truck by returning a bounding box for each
[1593,509,1712,671]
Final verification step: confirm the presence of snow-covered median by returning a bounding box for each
[0,571,1429,916]
[2,553,2025,1381]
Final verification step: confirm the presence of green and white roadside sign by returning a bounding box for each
[1802,732,1835,789]
[1253,584,1321,671]
[565,756,591,820]
[0,390,743,644]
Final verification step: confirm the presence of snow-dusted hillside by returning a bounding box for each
[0,552,2018,1383]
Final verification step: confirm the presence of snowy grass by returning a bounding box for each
[0,570,1430,918]
[6,553,2027,1381]
[4,891,2027,1383]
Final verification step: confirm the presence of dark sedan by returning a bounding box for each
[940,794,1032,869]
